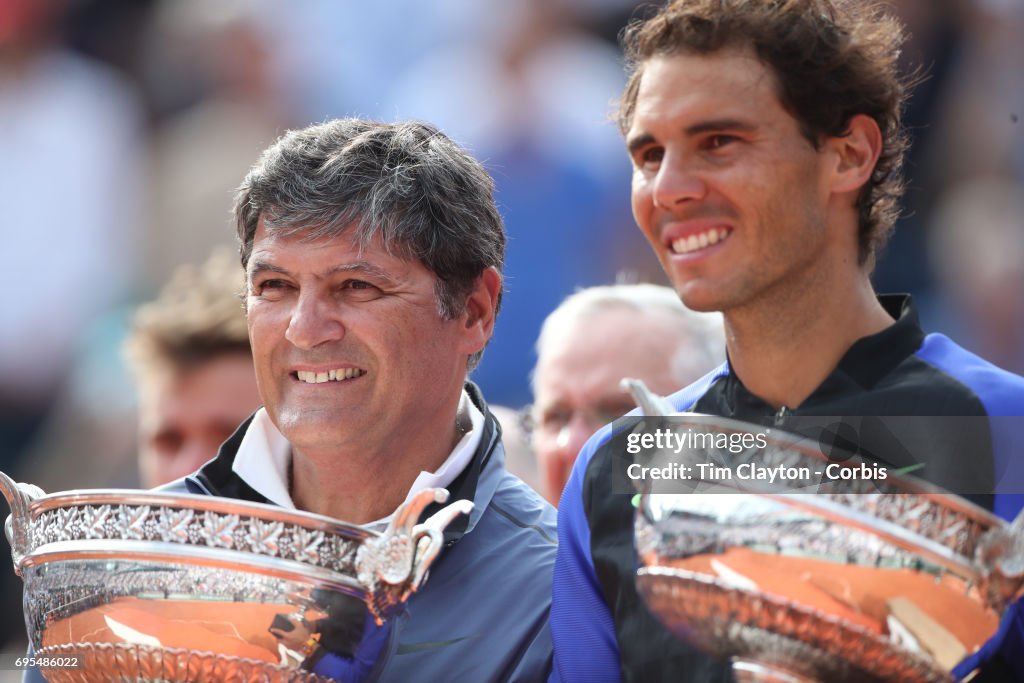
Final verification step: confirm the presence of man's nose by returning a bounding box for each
[285,292,346,349]
[652,151,707,210]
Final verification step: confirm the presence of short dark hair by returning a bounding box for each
[618,0,913,267]
[234,119,506,369]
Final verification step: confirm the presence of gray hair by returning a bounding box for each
[234,119,505,370]
[532,283,725,390]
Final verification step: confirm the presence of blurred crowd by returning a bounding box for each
[0,0,1021,656]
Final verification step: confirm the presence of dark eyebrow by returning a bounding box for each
[626,132,656,156]
[248,259,290,283]
[684,118,756,136]
[247,259,399,286]
[628,119,757,154]
[327,261,399,286]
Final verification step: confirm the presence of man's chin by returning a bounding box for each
[673,282,727,313]
[276,413,352,448]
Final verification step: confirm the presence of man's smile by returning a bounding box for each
[670,227,733,255]
[292,368,367,384]
[660,219,735,261]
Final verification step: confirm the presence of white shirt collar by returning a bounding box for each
[233,407,293,508]
[232,390,484,527]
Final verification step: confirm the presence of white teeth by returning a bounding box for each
[296,368,365,384]
[671,228,731,254]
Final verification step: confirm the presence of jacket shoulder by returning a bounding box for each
[917,334,1024,415]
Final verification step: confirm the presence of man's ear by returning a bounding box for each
[826,114,882,195]
[457,267,502,355]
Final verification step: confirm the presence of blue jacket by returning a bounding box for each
[551,295,1024,682]
[25,383,556,683]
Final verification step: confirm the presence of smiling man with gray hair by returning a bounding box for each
[164,118,555,681]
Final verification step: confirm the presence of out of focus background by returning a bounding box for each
[0,0,1021,662]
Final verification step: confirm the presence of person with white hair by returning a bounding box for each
[527,283,723,505]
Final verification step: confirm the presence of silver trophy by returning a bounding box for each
[0,471,471,682]
[623,379,1024,683]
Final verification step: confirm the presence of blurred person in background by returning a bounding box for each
[873,0,1023,309]
[0,0,143,652]
[143,0,289,288]
[526,283,723,505]
[928,176,1024,376]
[124,248,261,489]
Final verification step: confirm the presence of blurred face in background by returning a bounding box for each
[530,307,690,505]
[0,0,58,49]
[137,352,261,488]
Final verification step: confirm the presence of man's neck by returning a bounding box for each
[723,273,894,410]
[289,397,467,525]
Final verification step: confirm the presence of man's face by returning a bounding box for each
[138,353,261,488]
[627,49,837,313]
[245,220,477,460]
[531,308,696,505]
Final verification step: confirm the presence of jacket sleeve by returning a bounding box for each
[550,431,622,683]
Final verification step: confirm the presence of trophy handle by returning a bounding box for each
[976,507,1024,613]
[410,498,475,590]
[357,488,473,624]
[621,378,676,417]
[0,470,45,575]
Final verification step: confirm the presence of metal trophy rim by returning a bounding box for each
[22,540,367,597]
[26,489,377,541]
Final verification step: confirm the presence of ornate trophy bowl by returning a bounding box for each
[0,471,472,682]
[623,380,1024,683]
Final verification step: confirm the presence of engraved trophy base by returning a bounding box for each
[637,567,951,683]
[37,642,334,683]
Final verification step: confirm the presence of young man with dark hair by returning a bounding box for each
[551,1,1024,681]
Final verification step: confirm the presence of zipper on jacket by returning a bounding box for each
[774,405,791,426]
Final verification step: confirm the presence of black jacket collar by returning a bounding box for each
[716,294,925,416]
[187,381,498,544]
